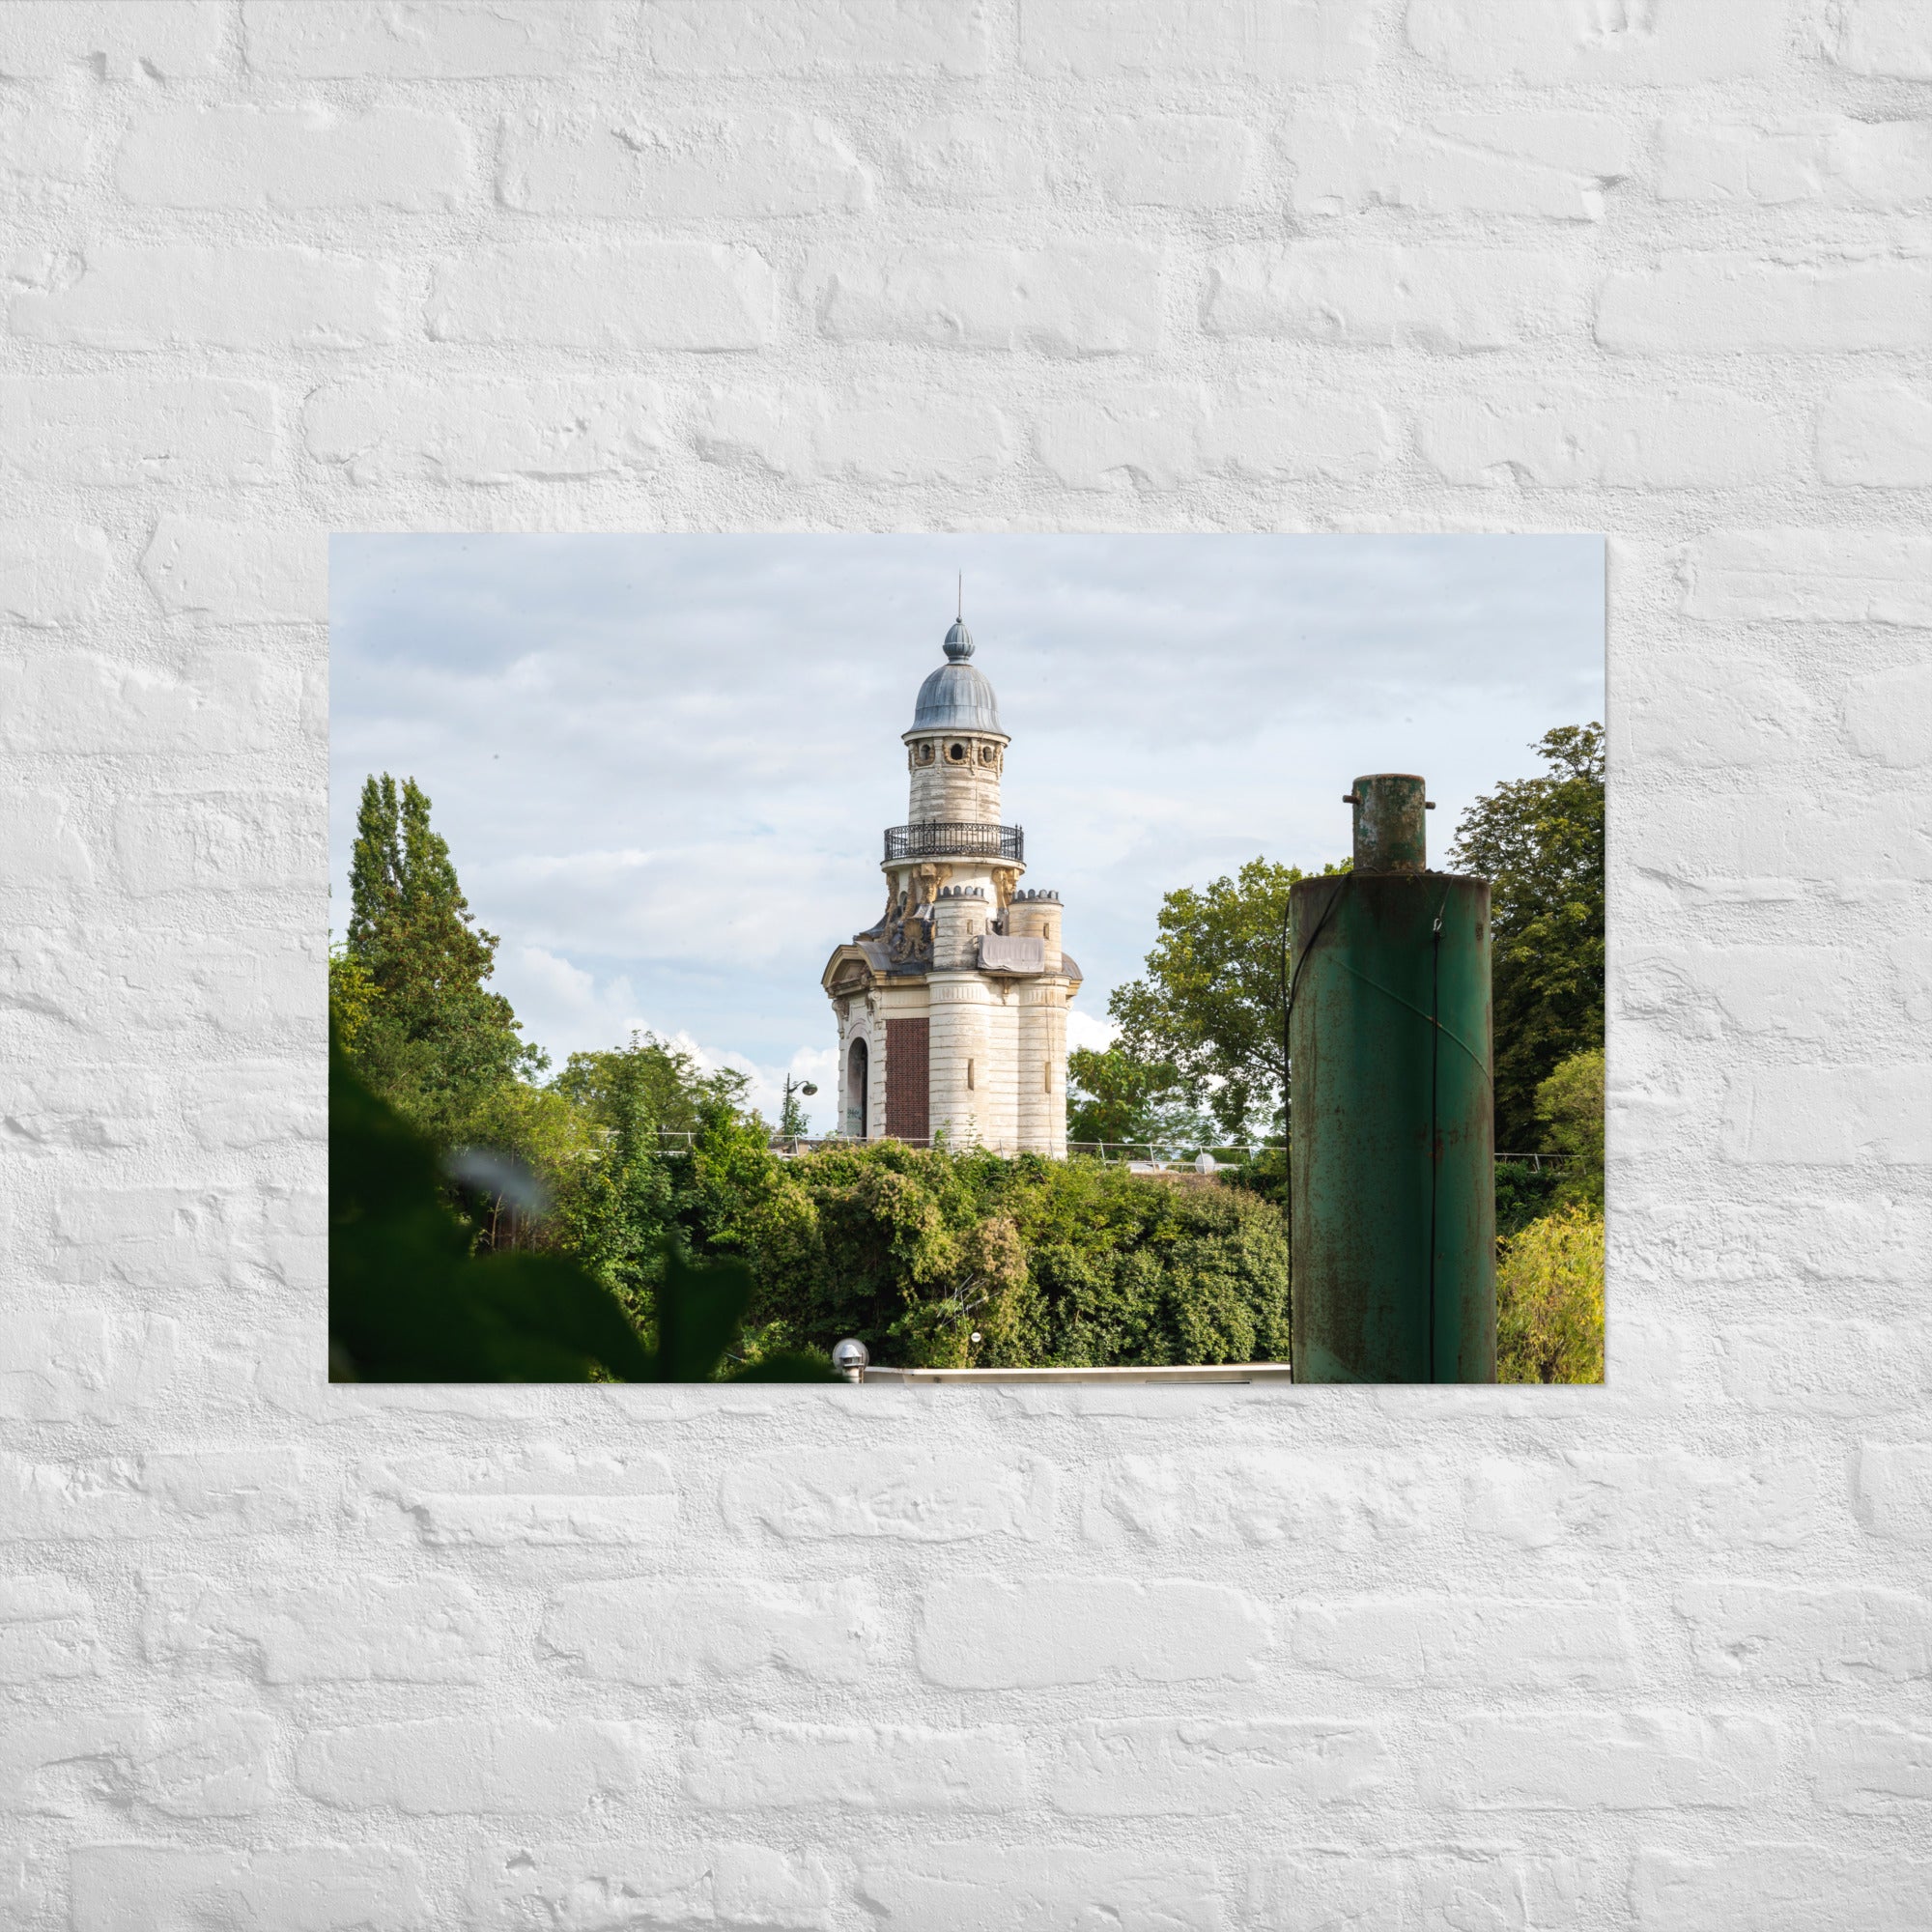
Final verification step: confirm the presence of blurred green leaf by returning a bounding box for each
[330,1033,832,1384]
[654,1246,751,1382]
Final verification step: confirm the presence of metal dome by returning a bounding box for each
[912,661,1003,732]
[911,618,1003,732]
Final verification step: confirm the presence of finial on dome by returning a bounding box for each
[943,574,974,659]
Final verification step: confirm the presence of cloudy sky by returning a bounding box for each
[330,533,1604,1133]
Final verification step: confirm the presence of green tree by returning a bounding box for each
[342,774,541,1145]
[1107,856,1335,1140]
[536,1032,761,1326]
[1494,1160,1564,1240]
[552,1030,748,1138]
[1449,724,1605,1151]
[1536,1046,1605,1210]
[1065,1044,1210,1150]
[546,1069,677,1312]
[1495,1203,1605,1384]
[327,942,375,1054]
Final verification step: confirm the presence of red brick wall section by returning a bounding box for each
[884,1016,929,1141]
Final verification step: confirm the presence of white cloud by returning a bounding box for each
[1066,1009,1121,1055]
[514,944,611,1015]
[511,946,844,1131]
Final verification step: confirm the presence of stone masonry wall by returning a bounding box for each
[3,2,1930,1926]
[906,731,1005,824]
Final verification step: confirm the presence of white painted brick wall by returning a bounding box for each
[1,1,1927,1923]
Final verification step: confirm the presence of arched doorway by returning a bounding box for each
[846,1037,868,1138]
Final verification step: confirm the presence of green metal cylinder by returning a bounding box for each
[1346,772,1430,873]
[1289,780,1495,1383]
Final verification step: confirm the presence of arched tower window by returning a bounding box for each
[847,1037,868,1138]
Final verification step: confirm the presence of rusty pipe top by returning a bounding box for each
[1344,773,1435,873]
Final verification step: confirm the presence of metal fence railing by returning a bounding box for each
[1066,1141,1277,1165]
[883,821,1024,863]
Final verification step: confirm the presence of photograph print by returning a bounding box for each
[328,533,1605,1386]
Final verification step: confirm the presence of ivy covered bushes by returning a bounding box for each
[684,1120,1292,1370]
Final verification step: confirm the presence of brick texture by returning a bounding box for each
[0,1,1923,1923]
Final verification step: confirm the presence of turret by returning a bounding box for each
[903,619,1009,825]
[1002,887,1063,973]
[931,884,991,972]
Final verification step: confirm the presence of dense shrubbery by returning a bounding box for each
[1494,1160,1564,1240]
[437,1093,1293,1374]
[683,1121,1291,1370]
[1496,1203,1605,1384]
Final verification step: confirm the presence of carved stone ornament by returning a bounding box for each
[886,904,934,966]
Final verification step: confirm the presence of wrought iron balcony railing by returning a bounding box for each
[884,821,1024,863]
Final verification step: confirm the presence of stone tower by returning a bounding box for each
[820,613,1079,1155]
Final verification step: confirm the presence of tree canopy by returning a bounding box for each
[335,774,541,1147]
[1065,1044,1212,1150]
[552,1030,749,1139]
[1105,856,1334,1140]
[1536,1046,1605,1209]
[1448,724,1605,1151]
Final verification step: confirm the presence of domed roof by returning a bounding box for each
[911,617,1004,732]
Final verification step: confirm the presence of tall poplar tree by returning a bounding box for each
[341,774,540,1144]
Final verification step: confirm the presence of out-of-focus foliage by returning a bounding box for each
[1537,1046,1605,1210]
[330,1033,647,1381]
[329,1035,832,1383]
[1449,724,1605,1151]
[1496,1203,1605,1385]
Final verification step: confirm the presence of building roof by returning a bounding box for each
[911,617,1004,733]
